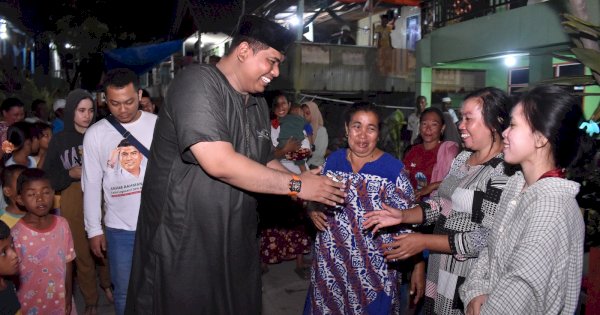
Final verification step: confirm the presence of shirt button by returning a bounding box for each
[510,200,517,205]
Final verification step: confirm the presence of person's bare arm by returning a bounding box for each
[89,235,106,258]
[266,159,289,173]
[191,141,345,205]
[362,204,424,233]
[384,233,451,261]
[415,181,441,200]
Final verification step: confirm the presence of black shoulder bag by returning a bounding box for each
[105,115,150,158]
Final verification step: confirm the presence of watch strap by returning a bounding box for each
[288,174,301,196]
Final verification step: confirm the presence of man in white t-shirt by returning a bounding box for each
[82,68,157,315]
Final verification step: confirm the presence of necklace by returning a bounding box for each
[347,149,377,171]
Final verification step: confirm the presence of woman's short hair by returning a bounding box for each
[518,84,588,169]
[1,97,24,113]
[464,87,511,142]
[344,102,382,131]
[271,93,288,105]
[420,107,445,126]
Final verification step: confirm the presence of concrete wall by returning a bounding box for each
[423,0,573,66]
[415,0,600,118]
[356,6,422,49]
[271,43,413,93]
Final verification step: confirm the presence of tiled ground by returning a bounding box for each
[76,257,309,315]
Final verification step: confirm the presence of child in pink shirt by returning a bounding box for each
[11,168,75,314]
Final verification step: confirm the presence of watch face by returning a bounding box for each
[289,178,302,193]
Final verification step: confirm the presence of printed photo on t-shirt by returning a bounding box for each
[107,139,144,177]
[105,138,147,198]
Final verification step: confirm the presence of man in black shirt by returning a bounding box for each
[126,15,345,314]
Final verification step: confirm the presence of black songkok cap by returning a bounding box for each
[237,15,296,53]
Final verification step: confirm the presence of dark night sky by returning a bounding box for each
[16,0,265,44]
[18,0,179,43]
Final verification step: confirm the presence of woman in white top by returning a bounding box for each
[259,94,312,279]
[302,101,328,169]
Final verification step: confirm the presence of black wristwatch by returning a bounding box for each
[288,175,302,196]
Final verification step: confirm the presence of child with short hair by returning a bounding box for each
[277,104,311,172]
[0,165,28,228]
[11,168,75,314]
[44,88,113,314]
[0,220,20,315]
[32,122,52,168]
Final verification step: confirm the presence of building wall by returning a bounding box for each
[416,0,600,118]
[424,0,571,66]
[356,6,422,50]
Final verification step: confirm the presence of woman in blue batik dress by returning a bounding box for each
[304,102,425,315]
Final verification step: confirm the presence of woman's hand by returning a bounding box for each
[68,166,82,179]
[466,294,488,315]
[415,181,440,201]
[308,210,329,231]
[410,260,426,305]
[362,203,405,234]
[415,185,433,201]
[383,233,426,261]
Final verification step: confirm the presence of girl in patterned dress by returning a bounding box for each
[305,102,424,315]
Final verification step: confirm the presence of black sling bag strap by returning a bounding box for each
[105,114,150,158]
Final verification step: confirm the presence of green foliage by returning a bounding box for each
[559,13,600,121]
[572,47,600,74]
[50,15,116,59]
[380,109,406,159]
[561,13,600,247]
[537,75,597,86]
[38,15,117,90]
[561,14,600,79]
[0,62,68,114]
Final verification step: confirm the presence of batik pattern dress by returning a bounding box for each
[304,149,415,315]
[420,151,508,315]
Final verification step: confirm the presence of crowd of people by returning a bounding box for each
[0,14,594,315]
